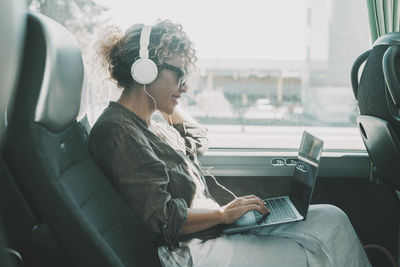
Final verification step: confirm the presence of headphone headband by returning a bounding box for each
[139,25,152,59]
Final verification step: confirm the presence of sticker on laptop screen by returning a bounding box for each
[296,162,310,172]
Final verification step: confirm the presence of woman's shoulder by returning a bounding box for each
[89,103,148,146]
[90,106,125,133]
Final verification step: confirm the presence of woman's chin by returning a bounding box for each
[159,107,175,115]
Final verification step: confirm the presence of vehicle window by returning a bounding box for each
[28,0,371,151]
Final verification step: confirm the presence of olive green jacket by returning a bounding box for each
[88,102,232,250]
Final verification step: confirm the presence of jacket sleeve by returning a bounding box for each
[171,122,236,205]
[173,122,209,157]
[90,130,187,250]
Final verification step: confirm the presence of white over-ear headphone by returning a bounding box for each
[130,25,158,85]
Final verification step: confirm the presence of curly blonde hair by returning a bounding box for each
[95,19,197,89]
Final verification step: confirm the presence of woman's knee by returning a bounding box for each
[309,204,350,224]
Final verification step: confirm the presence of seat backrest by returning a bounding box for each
[0,0,26,146]
[351,33,400,188]
[4,12,160,267]
[0,1,26,266]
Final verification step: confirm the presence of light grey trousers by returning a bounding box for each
[159,204,372,267]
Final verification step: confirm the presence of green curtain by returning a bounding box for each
[366,0,400,43]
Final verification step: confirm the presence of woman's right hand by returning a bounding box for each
[221,195,270,224]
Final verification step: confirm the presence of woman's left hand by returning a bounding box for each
[221,195,270,224]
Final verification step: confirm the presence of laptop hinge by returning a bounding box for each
[297,155,318,167]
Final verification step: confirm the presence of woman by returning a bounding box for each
[89,20,371,266]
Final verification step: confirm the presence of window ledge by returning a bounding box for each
[200,150,370,178]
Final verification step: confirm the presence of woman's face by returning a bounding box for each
[147,55,187,115]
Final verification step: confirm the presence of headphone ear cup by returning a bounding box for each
[131,58,158,85]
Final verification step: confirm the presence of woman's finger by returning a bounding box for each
[242,197,265,207]
[246,204,265,213]
[242,195,257,199]
[242,195,266,206]
[247,200,269,214]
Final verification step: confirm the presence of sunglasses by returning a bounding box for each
[160,63,187,87]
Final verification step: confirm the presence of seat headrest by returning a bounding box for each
[356,32,400,135]
[31,13,84,133]
[0,0,26,146]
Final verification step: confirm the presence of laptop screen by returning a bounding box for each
[289,131,324,219]
[298,131,324,164]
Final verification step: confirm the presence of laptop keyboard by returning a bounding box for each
[255,197,297,224]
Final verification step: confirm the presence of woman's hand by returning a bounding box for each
[221,195,270,224]
[181,196,269,235]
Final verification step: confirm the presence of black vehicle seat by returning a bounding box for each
[351,32,400,265]
[351,33,400,190]
[0,0,27,266]
[0,0,26,146]
[4,12,161,267]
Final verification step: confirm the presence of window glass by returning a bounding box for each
[29,0,371,150]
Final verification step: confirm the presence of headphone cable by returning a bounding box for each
[143,84,157,111]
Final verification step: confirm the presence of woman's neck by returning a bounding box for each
[117,87,155,125]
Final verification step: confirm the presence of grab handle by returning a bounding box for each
[351,49,371,100]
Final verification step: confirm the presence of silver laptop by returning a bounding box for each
[223,131,324,234]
